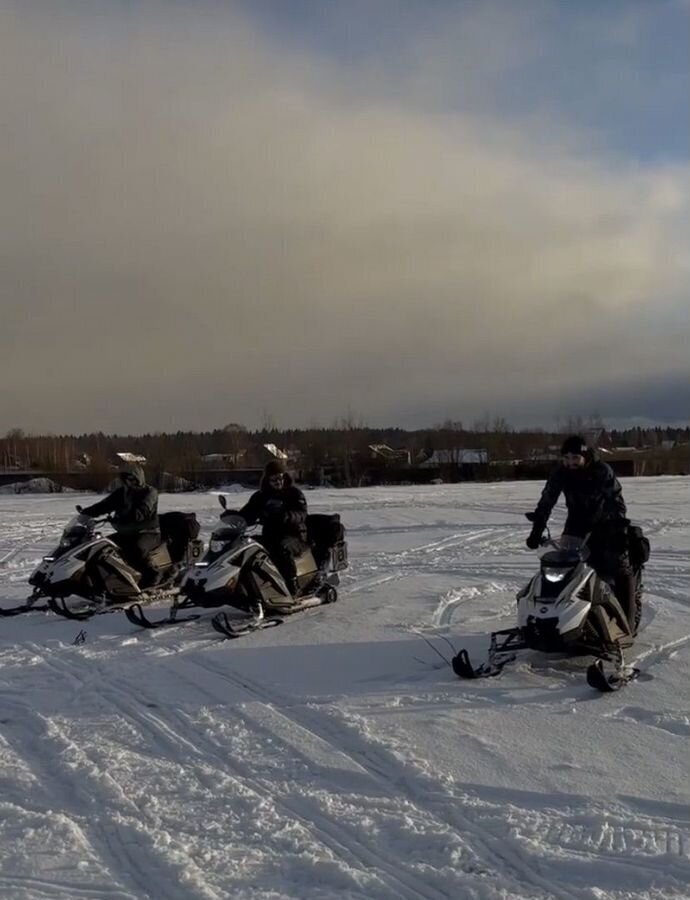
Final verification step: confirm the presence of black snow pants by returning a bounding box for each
[262,536,309,595]
[566,517,638,635]
[111,532,162,587]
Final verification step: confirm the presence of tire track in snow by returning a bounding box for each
[6,648,225,900]
[255,696,690,894]
[97,678,464,900]
[23,649,452,900]
[26,640,565,900]
[187,656,588,900]
[348,526,508,579]
[191,653,690,897]
[390,526,506,559]
[0,699,160,900]
[633,632,690,670]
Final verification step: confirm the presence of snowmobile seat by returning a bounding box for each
[306,514,347,569]
[159,512,202,563]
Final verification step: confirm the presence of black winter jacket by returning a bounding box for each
[238,473,308,545]
[81,465,160,536]
[533,450,627,535]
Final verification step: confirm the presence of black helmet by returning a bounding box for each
[263,460,286,478]
[560,435,587,456]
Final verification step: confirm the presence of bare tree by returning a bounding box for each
[260,410,278,433]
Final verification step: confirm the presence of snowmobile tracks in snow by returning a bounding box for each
[183,659,584,900]
[0,694,195,900]
[11,651,480,900]
[148,659,577,898]
[4,641,688,900]
[185,656,690,898]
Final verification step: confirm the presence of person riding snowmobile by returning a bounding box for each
[526,434,638,632]
[237,460,308,595]
[79,463,161,586]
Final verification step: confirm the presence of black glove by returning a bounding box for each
[526,523,544,549]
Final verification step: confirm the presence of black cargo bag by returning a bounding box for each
[628,524,650,569]
[306,513,346,568]
[160,512,201,561]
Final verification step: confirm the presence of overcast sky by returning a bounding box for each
[1,0,688,433]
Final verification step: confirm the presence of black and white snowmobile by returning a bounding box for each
[5,511,204,620]
[452,522,648,692]
[125,495,348,637]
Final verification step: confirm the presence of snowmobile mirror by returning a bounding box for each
[218,495,227,509]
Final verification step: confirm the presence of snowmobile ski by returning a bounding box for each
[0,595,50,617]
[586,645,640,692]
[211,610,283,638]
[452,629,527,679]
[452,648,517,679]
[210,593,330,640]
[124,602,202,629]
[47,590,181,622]
[47,596,106,621]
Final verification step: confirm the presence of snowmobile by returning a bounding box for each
[125,495,348,637]
[3,511,204,620]
[452,519,649,692]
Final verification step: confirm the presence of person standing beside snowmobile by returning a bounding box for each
[79,463,161,585]
[238,460,308,596]
[525,435,638,632]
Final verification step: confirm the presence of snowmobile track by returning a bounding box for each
[187,654,690,895]
[15,642,582,899]
[186,655,589,900]
[0,695,195,900]
[29,651,463,900]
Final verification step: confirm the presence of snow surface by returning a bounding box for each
[0,478,688,900]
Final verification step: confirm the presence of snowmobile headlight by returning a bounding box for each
[42,555,55,562]
[543,568,567,583]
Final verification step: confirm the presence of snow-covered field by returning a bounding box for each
[0,478,688,900]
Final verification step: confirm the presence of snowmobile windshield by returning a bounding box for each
[215,514,246,536]
[209,517,246,554]
[59,515,94,549]
[538,535,589,565]
[539,536,589,584]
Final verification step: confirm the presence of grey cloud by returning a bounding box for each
[0,1,688,432]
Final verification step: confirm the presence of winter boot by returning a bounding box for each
[614,572,639,637]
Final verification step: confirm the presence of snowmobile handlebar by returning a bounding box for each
[538,524,553,546]
[73,509,113,526]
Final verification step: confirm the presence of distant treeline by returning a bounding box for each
[1,422,688,488]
